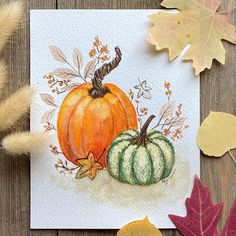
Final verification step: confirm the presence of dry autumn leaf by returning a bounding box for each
[117,217,162,236]
[147,0,236,75]
[169,176,236,236]
[197,111,236,164]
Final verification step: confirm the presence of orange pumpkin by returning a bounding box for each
[57,47,138,167]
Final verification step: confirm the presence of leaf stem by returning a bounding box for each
[50,123,57,131]
[228,150,236,165]
[65,61,86,82]
[57,90,66,94]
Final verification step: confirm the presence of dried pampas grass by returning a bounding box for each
[1,131,51,155]
[0,1,47,157]
[0,1,23,52]
[0,60,7,93]
[0,86,34,131]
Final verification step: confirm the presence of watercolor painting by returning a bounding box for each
[30,10,200,229]
[41,37,188,186]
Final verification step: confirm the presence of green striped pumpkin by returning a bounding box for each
[107,115,175,186]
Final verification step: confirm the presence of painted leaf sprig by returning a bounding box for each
[45,36,109,95]
[117,217,162,236]
[152,82,188,140]
[40,93,58,124]
[129,81,189,139]
[49,45,85,83]
[197,111,236,164]
[147,0,236,75]
[169,176,236,236]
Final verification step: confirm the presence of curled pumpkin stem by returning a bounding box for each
[89,47,122,98]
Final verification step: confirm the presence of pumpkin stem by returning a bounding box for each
[132,115,156,146]
[89,47,122,98]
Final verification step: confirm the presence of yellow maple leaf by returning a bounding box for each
[147,0,236,75]
[76,152,103,180]
[117,217,162,236]
[197,111,236,164]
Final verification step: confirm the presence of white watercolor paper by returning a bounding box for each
[30,10,200,229]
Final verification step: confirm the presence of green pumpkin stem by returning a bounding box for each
[132,115,156,146]
[89,47,122,99]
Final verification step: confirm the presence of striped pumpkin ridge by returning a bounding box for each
[107,115,175,186]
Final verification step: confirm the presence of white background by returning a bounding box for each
[30,10,200,229]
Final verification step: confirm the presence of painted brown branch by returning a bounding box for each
[48,77,78,94]
[153,108,170,130]
[50,123,57,131]
[44,122,57,131]
[56,160,79,173]
[154,117,187,129]
[56,89,66,94]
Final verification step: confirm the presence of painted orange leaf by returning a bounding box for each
[100,55,110,61]
[197,111,236,164]
[76,152,103,180]
[100,45,109,53]
[147,0,236,75]
[117,217,162,236]
[89,48,97,58]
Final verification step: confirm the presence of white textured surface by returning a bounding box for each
[30,10,200,229]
